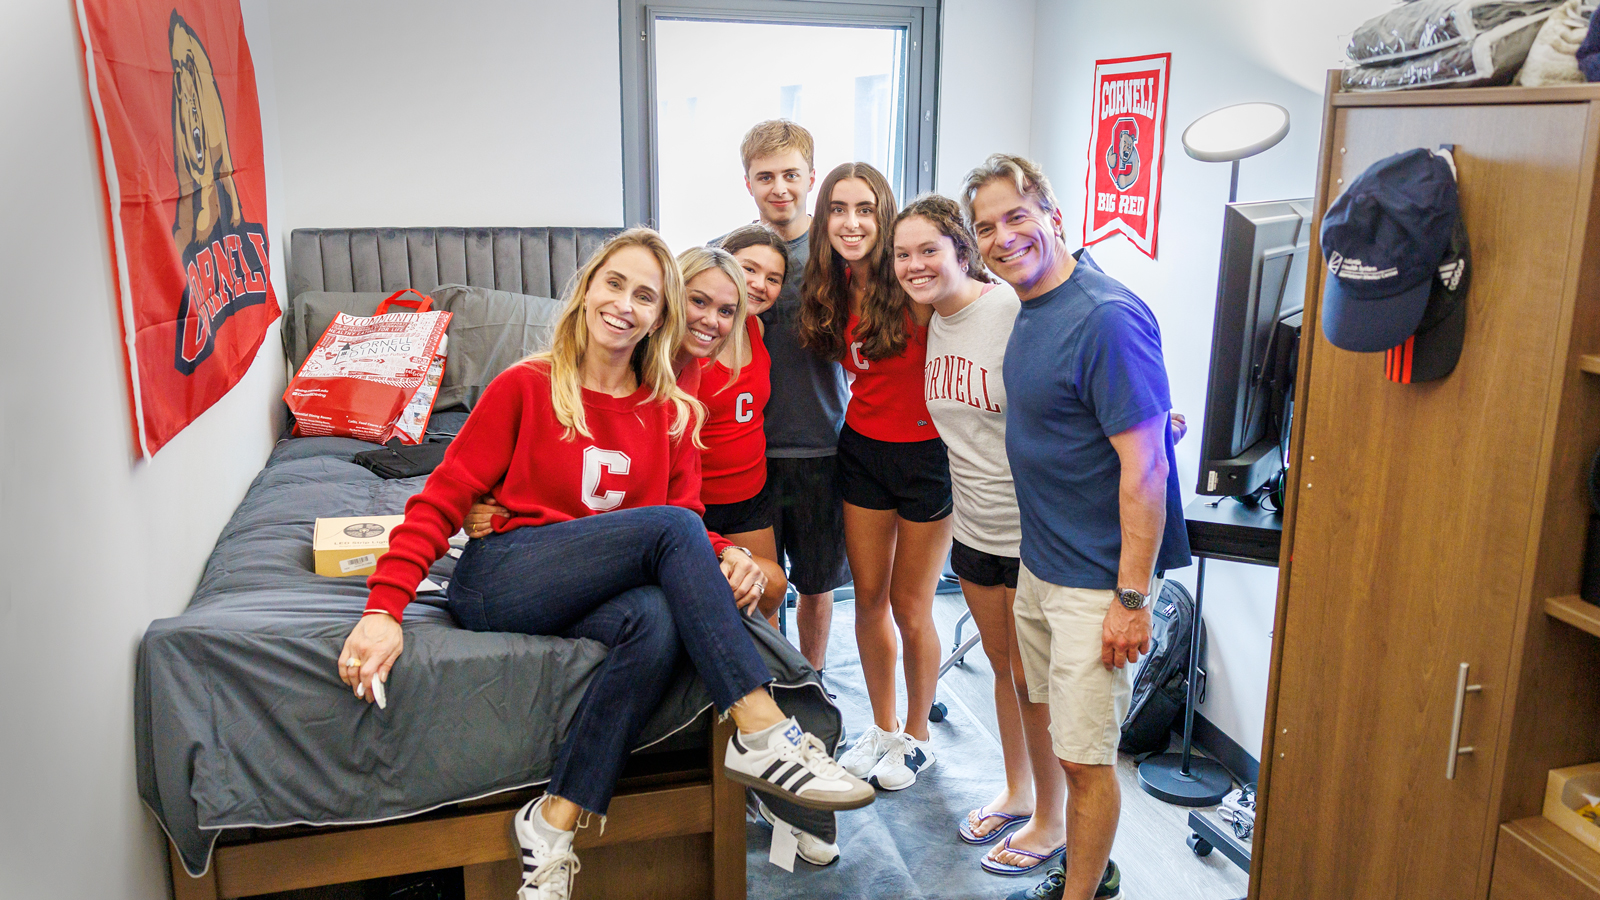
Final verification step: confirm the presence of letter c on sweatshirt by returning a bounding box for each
[581,446,632,511]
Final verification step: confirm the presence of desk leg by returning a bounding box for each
[1137,557,1234,806]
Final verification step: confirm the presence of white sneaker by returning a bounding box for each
[724,717,876,810]
[865,732,935,791]
[837,723,897,778]
[756,798,841,866]
[513,797,581,900]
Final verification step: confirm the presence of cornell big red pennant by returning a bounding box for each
[1084,53,1171,260]
[75,0,279,457]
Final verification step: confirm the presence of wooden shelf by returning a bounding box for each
[1495,818,1600,899]
[1546,595,1600,638]
[1579,355,1600,375]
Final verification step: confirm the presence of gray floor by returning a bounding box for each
[749,588,1251,900]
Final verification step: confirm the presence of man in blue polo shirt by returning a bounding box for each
[962,154,1190,900]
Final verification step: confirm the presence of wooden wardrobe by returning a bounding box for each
[1254,77,1600,899]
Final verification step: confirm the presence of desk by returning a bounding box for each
[1138,496,1281,875]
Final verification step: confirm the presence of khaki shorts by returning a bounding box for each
[1013,563,1163,765]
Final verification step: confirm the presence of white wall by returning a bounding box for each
[0,3,286,898]
[1027,0,1392,758]
[937,0,1036,195]
[266,0,626,233]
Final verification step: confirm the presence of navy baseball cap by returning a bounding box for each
[1320,147,1459,352]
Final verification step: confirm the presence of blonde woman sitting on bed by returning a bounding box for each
[339,227,873,900]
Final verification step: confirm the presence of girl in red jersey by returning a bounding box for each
[799,163,954,793]
[338,228,872,900]
[673,243,787,618]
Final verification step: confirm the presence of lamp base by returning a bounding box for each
[1137,754,1232,807]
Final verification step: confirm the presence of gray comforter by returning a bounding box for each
[136,417,839,876]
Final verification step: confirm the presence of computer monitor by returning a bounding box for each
[1196,198,1312,497]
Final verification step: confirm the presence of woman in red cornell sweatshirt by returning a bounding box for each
[338,228,872,900]
[799,163,954,794]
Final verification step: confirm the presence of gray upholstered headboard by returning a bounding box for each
[288,227,623,300]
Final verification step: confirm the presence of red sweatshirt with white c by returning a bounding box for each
[366,360,730,620]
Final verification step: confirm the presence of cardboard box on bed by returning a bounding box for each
[313,515,405,577]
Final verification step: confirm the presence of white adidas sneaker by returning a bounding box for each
[724,717,876,810]
[836,722,898,778]
[756,797,841,866]
[513,797,581,900]
[865,731,935,791]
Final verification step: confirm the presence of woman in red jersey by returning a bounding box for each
[338,228,872,900]
[799,163,953,793]
[674,242,787,618]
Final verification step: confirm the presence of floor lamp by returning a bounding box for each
[1137,101,1290,808]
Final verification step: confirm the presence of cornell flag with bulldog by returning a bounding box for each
[76,0,279,457]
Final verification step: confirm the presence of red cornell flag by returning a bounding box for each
[75,0,279,457]
[1084,54,1171,260]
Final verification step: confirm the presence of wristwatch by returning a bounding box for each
[1117,587,1151,611]
[719,545,755,562]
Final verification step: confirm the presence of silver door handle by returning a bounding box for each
[1446,662,1483,780]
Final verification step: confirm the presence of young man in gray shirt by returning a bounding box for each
[733,120,852,672]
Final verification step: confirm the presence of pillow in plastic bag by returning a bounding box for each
[1349,0,1563,64]
[1343,8,1554,90]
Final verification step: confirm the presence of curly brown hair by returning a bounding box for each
[892,194,996,286]
[799,162,904,362]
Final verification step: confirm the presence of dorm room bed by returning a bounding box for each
[135,227,841,900]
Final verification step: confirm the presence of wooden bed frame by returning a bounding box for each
[168,719,745,900]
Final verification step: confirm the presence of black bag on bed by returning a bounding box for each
[353,437,452,479]
[1119,580,1206,756]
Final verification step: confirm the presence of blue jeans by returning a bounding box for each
[447,505,772,814]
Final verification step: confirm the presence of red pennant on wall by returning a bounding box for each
[1084,53,1171,260]
[75,0,279,458]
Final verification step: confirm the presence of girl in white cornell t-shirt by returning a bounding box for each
[892,195,1065,875]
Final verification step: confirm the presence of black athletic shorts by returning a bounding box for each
[767,455,851,596]
[950,539,1020,589]
[836,423,953,524]
[701,485,775,536]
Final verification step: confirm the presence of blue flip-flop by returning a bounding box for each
[980,835,1065,876]
[959,806,1032,845]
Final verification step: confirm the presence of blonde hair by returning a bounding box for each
[959,153,1063,240]
[527,227,702,444]
[677,245,750,390]
[740,119,815,173]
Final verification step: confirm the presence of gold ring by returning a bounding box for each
[346,657,361,668]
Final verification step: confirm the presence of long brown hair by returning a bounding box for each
[799,162,904,362]
[893,194,996,285]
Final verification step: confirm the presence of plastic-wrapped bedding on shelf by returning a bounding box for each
[1343,7,1557,91]
[1348,0,1564,64]
[1516,0,1596,85]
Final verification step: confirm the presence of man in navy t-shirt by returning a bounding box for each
[963,154,1190,900]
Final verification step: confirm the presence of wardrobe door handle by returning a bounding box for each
[1446,662,1483,780]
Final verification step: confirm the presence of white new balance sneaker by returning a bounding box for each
[724,717,876,810]
[756,797,841,866]
[513,797,581,900]
[837,722,898,778]
[865,731,935,791]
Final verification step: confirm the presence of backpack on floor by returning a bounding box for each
[1119,580,1206,756]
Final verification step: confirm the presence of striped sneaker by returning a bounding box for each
[865,732,934,791]
[724,717,876,811]
[513,797,581,900]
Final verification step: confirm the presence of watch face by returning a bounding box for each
[1119,589,1146,610]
